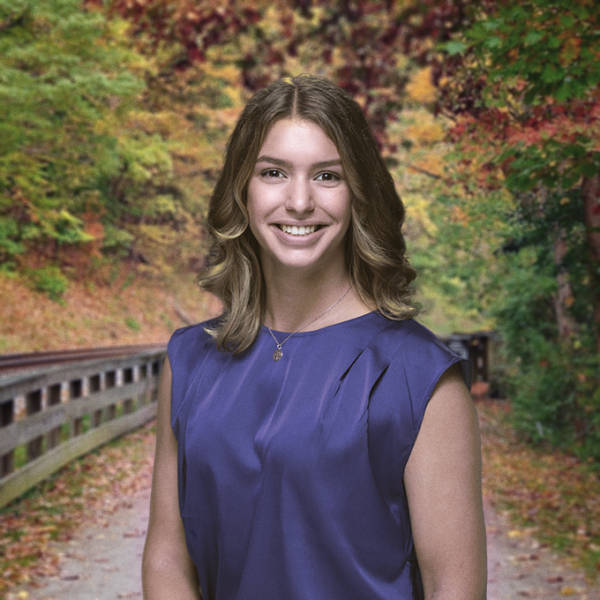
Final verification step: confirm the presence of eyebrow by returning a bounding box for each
[255,155,343,169]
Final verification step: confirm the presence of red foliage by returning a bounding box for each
[106,0,261,69]
[98,0,471,151]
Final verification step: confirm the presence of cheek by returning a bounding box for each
[246,178,272,212]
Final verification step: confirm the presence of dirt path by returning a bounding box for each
[8,490,150,600]
[485,497,600,600]
[5,403,600,600]
[7,492,598,599]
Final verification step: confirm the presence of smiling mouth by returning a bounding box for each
[278,224,320,236]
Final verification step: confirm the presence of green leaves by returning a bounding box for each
[27,266,68,301]
[464,0,600,104]
[524,31,544,46]
[0,0,243,285]
[0,0,148,270]
[0,217,25,258]
[499,140,599,194]
[440,40,468,56]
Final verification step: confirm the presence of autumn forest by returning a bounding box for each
[1,0,599,460]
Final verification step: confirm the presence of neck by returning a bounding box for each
[262,266,370,333]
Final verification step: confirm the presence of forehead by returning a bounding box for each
[257,119,340,161]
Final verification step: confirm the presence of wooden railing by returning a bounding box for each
[0,348,166,509]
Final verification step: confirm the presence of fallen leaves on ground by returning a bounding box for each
[2,401,600,597]
[479,400,600,579]
[0,421,156,598]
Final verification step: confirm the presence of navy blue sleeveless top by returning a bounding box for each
[168,312,470,600]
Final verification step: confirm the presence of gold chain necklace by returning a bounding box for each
[266,284,353,362]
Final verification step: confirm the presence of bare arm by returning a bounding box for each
[404,364,487,600]
[142,356,202,600]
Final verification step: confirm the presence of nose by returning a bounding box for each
[285,178,314,214]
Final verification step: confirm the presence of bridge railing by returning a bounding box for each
[0,348,166,509]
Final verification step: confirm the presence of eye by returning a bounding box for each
[261,169,285,179]
[315,172,340,182]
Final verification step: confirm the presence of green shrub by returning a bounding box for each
[125,317,141,331]
[29,266,68,301]
[492,251,600,461]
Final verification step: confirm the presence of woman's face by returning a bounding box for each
[247,118,351,277]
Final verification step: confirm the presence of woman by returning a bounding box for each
[142,74,487,600]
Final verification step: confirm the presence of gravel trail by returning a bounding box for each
[9,490,150,600]
[485,497,599,600]
[8,492,599,600]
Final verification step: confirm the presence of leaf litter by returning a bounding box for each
[2,403,600,598]
[0,421,156,599]
[479,400,600,580]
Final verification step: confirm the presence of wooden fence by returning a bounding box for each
[443,331,496,383]
[0,348,166,509]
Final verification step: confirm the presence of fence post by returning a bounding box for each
[47,383,62,449]
[26,390,43,461]
[90,374,102,427]
[69,378,83,436]
[105,370,117,421]
[1,399,14,476]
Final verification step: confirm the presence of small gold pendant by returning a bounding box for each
[273,348,282,361]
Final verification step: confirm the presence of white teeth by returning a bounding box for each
[279,225,316,236]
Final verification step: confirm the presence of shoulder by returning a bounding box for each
[168,317,219,356]
[167,317,221,377]
[365,318,471,431]
[368,315,443,343]
[395,319,464,365]
[167,318,222,424]
[368,318,465,372]
[365,319,472,500]
[384,317,449,350]
[378,318,471,390]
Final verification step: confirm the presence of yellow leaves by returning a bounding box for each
[202,63,242,87]
[255,5,288,37]
[306,6,327,28]
[390,107,445,150]
[406,67,436,104]
[125,110,178,138]
[508,529,524,538]
[211,105,244,130]
[404,122,445,146]
[403,193,438,237]
[560,585,577,596]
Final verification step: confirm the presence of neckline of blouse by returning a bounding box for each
[260,310,382,338]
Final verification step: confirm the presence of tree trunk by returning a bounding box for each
[553,236,576,340]
[582,174,600,352]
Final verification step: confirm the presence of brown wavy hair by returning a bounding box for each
[199,74,417,353]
